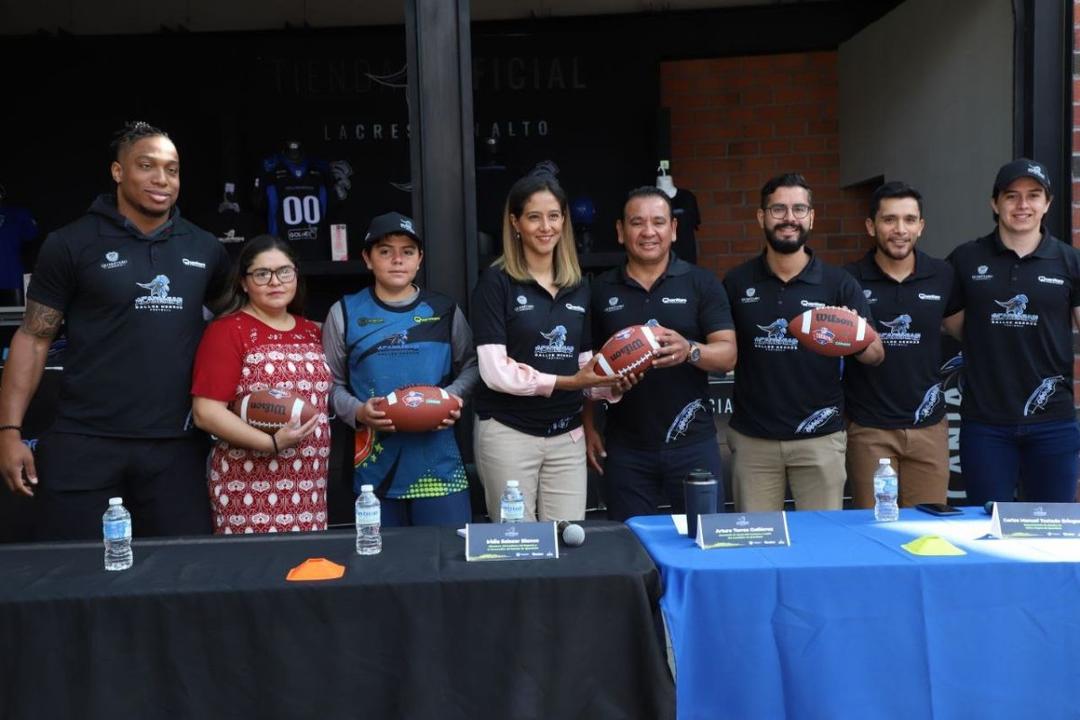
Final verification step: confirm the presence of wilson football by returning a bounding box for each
[595,324,661,377]
[789,306,877,357]
[230,389,317,433]
[374,385,457,432]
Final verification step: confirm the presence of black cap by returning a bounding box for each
[363,212,421,247]
[992,158,1051,197]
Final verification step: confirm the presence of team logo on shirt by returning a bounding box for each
[565,303,586,313]
[914,383,944,424]
[514,295,534,313]
[535,325,575,359]
[375,330,417,356]
[795,406,839,434]
[800,299,825,308]
[666,399,706,443]
[918,293,941,301]
[862,289,876,304]
[754,318,799,351]
[740,288,759,304]
[604,296,625,313]
[878,314,921,346]
[1038,275,1065,286]
[662,297,688,304]
[972,265,993,281]
[135,274,183,312]
[548,415,574,434]
[100,250,128,270]
[991,294,1038,327]
[1023,376,1065,416]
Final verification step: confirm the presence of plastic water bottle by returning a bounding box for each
[355,484,381,555]
[873,459,899,522]
[500,480,525,524]
[102,497,133,571]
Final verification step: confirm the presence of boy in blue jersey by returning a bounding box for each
[322,212,479,526]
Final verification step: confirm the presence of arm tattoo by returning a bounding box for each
[19,301,64,340]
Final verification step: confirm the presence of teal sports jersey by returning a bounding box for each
[342,287,467,498]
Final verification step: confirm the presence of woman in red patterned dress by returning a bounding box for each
[191,235,331,534]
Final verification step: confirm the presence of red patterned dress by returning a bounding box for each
[192,311,331,534]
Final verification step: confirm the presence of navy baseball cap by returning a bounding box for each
[363,212,421,247]
[992,158,1051,197]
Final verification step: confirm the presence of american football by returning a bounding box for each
[595,324,661,377]
[374,385,457,432]
[789,306,877,357]
[230,389,317,433]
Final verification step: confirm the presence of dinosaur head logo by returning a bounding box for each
[995,294,1029,316]
[881,314,913,335]
[540,325,568,349]
[757,318,789,340]
[136,275,171,299]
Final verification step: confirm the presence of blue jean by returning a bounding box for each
[959,418,1080,506]
[379,490,472,527]
[603,436,724,522]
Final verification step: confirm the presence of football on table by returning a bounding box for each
[374,385,457,432]
[788,306,877,357]
[595,324,661,377]
[230,389,317,433]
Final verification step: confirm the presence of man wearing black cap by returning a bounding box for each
[322,212,479,526]
[943,159,1080,505]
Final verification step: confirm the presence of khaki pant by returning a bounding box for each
[474,417,587,522]
[728,427,847,511]
[846,418,949,508]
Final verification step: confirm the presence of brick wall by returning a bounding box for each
[660,51,874,278]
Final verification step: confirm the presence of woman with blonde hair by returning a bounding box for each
[471,170,623,522]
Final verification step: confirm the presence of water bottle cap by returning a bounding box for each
[360,484,374,492]
[506,480,519,488]
[878,459,891,465]
[108,497,123,506]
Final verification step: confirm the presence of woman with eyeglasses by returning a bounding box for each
[191,235,331,534]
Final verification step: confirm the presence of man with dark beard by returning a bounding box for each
[723,173,883,511]
[843,182,953,509]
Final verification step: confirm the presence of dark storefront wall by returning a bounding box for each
[1,2,903,303]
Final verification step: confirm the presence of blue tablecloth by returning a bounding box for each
[628,508,1080,720]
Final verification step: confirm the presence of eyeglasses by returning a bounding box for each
[246,266,297,285]
[765,204,812,220]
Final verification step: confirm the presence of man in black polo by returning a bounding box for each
[943,158,1080,505]
[584,186,736,521]
[724,173,883,512]
[843,182,953,508]
[0,122,230,539]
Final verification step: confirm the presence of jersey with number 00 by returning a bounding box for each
[262,154,330,248]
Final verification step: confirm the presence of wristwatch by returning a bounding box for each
[687,342,701,365]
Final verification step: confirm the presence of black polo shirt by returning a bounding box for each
[723,249,872,440]
[843,249,954,428]
[946,230,1080,424]
[471,265,592,436]
[590,254,733,450]
[27,195,230,438]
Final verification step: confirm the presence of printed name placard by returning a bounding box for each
[989,502,1080,539]
[696,512,790,549]
[465,521,559,561]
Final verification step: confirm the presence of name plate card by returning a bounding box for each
[989,502,1080,539]
[696,512,790,549]
[466,522,559,561]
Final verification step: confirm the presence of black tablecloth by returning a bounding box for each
[0,522,673,720]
